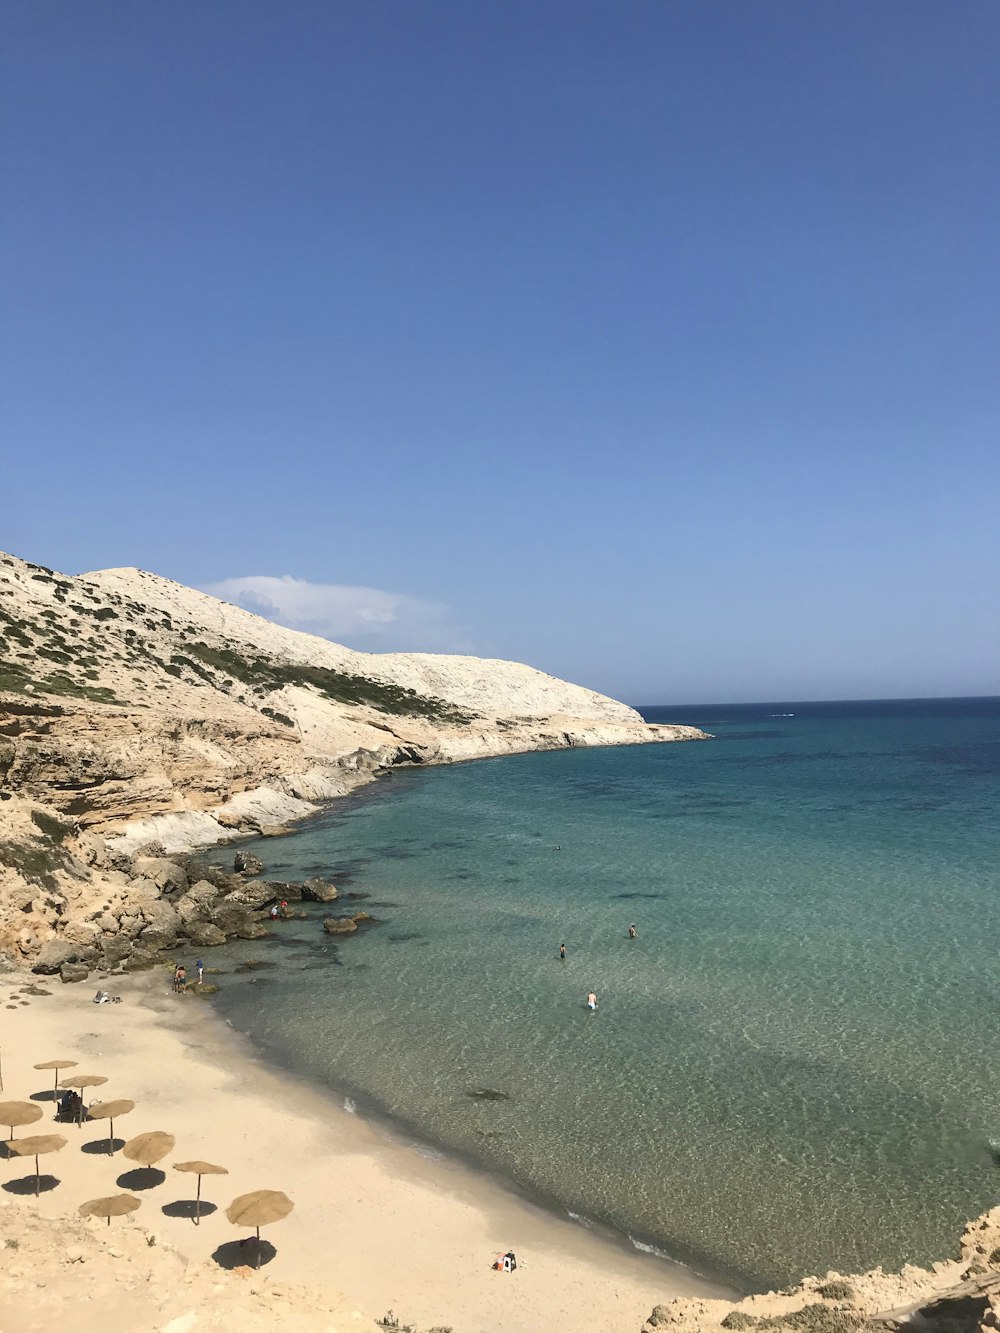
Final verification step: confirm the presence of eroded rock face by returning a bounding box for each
[131,857,188,893]
[99,934,134,969]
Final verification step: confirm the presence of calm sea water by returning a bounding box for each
[202,698,1000,1290]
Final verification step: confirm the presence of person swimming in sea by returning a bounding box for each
[586,990,598,1011]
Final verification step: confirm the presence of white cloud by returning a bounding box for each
[201,574,469,652]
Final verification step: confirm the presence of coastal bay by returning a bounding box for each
[197,698,1000,1293]
[0,966,727,1332]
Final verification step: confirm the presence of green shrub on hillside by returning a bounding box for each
[186,640,474,723]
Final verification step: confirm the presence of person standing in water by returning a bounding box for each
[586,990,598,1011]
[628,924,637,939]
[559,943,566,960]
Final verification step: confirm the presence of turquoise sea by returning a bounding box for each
[202,698,1000,1291]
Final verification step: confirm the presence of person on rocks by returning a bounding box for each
[173,964,186,993]
[196,958,204,985]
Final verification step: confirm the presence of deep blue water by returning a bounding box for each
[202,697,1000,1290]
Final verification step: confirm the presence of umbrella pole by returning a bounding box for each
[255,1225,261,1269]
[34,1154,40,1196]
[108,1117,114,1155]
[195,1175,202,1226]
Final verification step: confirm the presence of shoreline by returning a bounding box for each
[0,965,732,1332]
[104,724,711,860]
[204,970,744,1295]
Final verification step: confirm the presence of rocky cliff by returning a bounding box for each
[641,1206,1000,1331]
[0,549,706,970]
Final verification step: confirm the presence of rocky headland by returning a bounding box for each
[0,548,707,978]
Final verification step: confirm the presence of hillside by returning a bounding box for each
[0,549,706,969]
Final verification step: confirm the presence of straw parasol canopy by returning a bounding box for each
[34,1059,78,1104]
[59,1074,108,1124]
[9,1133,67,1195]
[60,1074,107,1093]
[123,1131,175,1168]
[0,1100,43,1140]
[226,1189,293,1267]
[87,1099,135,1153]
[173,1159,228,1226]
[79,1193,141,1227]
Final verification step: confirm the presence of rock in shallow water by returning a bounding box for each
[301,878,338,903]
[323,917,357,935]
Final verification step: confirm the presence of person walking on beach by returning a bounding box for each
[586,990,598,1011]
[559,943,566,960]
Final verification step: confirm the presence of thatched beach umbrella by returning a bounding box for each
[173,1159,228,1225]
[9,1133,67,1195]
[59,1073,108,1125]
[79,1193,141,1227]
[34,1058,78,1105]
[226,1189,293,1267]
[87,1099,135,1154]
[0,1100,43,1140]
[123,1131,175,1169]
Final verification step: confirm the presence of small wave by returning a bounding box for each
[628,1235,670,1258]
[768,713,795,717]
[567,1210,594,1229]
[343,1097,356,1114]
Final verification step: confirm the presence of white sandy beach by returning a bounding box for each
[0,968,730,1333]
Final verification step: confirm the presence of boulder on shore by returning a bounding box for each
[184,921,226,947]
[32,938,88,975]
[234,851,264,876]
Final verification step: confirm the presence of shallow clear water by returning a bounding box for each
[202,697,1000,1290]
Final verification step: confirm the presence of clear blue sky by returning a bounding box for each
[4,2,998,704]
